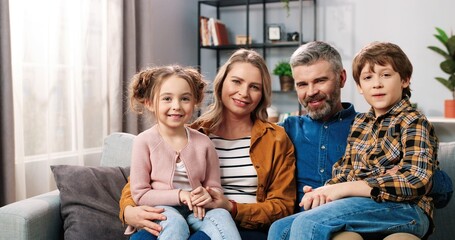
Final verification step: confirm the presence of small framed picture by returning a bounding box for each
[267,25,281,41]
[235,35,252,45]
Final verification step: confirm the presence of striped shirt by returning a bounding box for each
[210,135,257,203]
[327,97,439,219]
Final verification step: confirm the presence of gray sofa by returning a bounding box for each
[0,132,453,240]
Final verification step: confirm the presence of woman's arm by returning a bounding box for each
[119,180,167,236]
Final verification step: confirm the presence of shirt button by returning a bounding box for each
[324,125,328,129]
[255,165,260,169]
[320,169,325,173]
[321,145,326,150]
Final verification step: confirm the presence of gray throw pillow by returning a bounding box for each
[51,165,130,240]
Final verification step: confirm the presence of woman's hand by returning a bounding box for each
[191,186,212,207]
[203,186,231,210]
[124,205,166,236]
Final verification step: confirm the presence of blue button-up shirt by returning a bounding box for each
[281,102,357,212]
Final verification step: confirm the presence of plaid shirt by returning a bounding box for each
[327,97,439,219]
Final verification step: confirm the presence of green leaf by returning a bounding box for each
[435,77,453,91]
[447,36,455,56]
[435,34,448,48]
[441,60,455,74]
[273,60,292,77]
[436,27,449,42]
[449,74,455,90]
[428,46,450,59]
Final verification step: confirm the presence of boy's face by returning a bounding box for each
[293,60,346,121]
[357,63,410,117]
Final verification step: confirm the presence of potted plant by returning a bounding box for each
[428,27,455,118]
[281,0,290,17]
[273,60,294,91]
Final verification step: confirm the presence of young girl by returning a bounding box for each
[127,65,241,240]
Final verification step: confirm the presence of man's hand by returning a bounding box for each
[124,205,166,236]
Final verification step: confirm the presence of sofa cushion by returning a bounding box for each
[100,132,135,167]
[431,141,455,240]
[51,165,130,240]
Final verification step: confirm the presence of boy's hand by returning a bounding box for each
[386,165,401,175]
[300,182,372,210]
[299,185,331,210]
[179,190,193,210]
[191,186,212,206]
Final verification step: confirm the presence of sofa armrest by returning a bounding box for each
[0,190,62,240]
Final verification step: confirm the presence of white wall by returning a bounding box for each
[317,0,455,116]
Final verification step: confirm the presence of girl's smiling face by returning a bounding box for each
[149,76,195,130]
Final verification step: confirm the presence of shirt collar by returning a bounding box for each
[366,97,412,120]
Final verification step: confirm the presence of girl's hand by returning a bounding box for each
[192,205,206,219]
[179,190,193,210]
[191,186,212,206]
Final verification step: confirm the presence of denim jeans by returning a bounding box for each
[268,197,429,240]
[130,229,210,240]
[144,205,240,240]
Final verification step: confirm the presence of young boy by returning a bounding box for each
[268,41,438,240]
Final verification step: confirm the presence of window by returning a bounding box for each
[10,0,111,199]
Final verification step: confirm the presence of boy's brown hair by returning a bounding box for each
[352,41,412,98]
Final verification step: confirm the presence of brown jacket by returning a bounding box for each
[119,119,296,230]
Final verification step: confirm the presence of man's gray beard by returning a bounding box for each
[305,101,332,120]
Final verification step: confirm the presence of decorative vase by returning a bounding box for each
[279,76,294,92]
[445,99,455,118]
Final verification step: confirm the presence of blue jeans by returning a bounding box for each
[133,205,240,240]
[268,197,429,240]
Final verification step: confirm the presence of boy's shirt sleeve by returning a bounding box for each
[328,136,354,184]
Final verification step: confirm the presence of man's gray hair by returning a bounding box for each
[290,41,343,74]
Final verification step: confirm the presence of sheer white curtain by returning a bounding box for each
[10,0,123,200]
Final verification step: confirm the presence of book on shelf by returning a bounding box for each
[212,19,229,46]
[199,16,210,46]
[200,17,229,46]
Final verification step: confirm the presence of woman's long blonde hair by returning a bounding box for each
[193,49,272,133]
